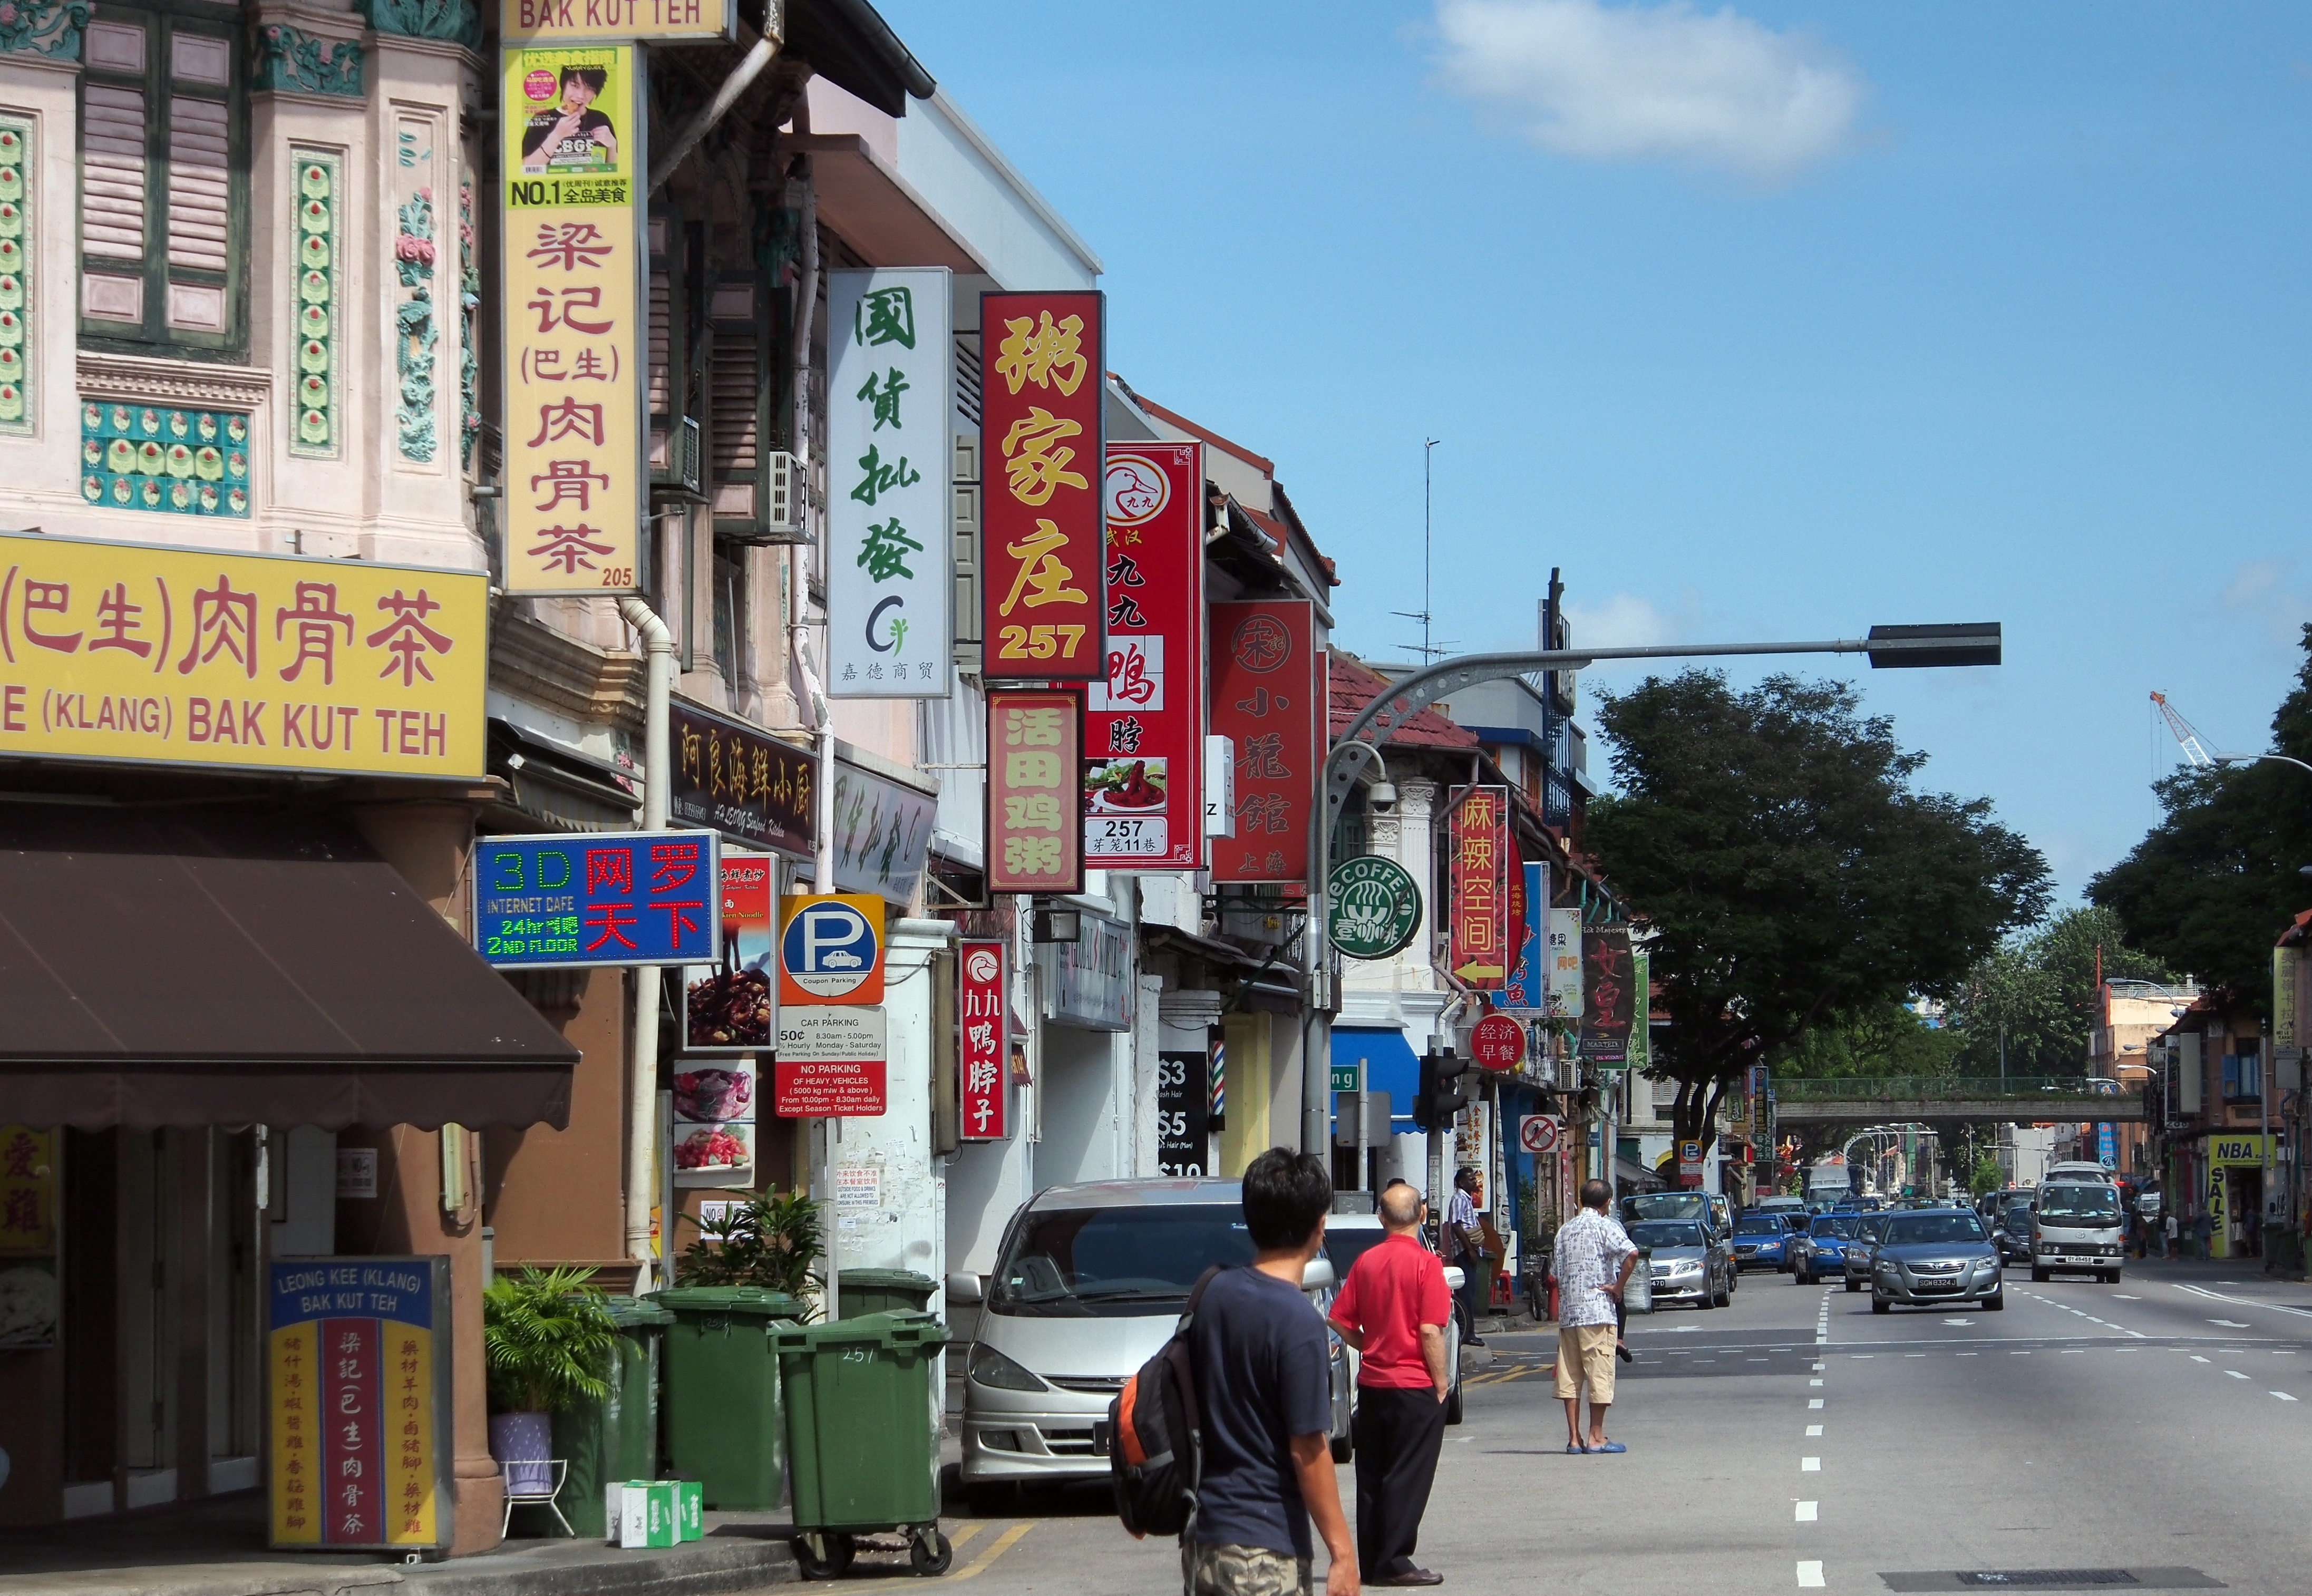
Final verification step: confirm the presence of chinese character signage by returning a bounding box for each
[0,532,484,778]
[1085,443,1204,868]
[501,0,731,44]
[671,699,814,859]
[1626,948,1652,1072]
[1448,785,1510,987]
[979,290,1104,680]
[828,268,950,697]
[959,939,1007,1140]
[474,831,721,967]
[1578,927,1634,1063]
[830,756,936,904]
[0,1125,56,1349]
[1501,860,1549,1011]
[1545,908,1584,1021]
[1208,600,1319,885]
[682,850,776,1053]
[2278,947,2300,1051]
[501,44,643,595]
[268,1257,451,1551]
[987,687,1084,894]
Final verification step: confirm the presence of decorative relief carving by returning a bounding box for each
[255,24,364,96]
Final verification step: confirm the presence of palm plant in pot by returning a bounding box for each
[482,1266,617,1503]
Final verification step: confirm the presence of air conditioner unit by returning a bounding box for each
[763,450,803,537]
[676,416,702,497]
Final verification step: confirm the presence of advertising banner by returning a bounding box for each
[1157,1050,1211,1176]
[1208,600,1319,886]
[0,531,485,778]
[681,850,775,1052]
[474,831,720,967]
[959,939,1007,1140]
[1501,860,1549,1011]
[1626,948,1652,1071]
[671,699,813,859]
[501,43,643,595]
[776,892,885,1007]
[987,686,1085,895]
[671,1057,753,1183]
[773,1005,888,1117]
[268,1257,452,1550]
[1546,908,1584,1022]
[827,268,951,696]
[979,290,1105,681]
[830,756,936,904]
[1579,927,1634,1063]
[501,0,731,43]
[1085,442,1204,868]
[1447,785,1510,987]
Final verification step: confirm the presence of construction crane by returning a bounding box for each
[2150,690,2312,776]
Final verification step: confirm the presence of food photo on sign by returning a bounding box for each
[683,851,776,1051]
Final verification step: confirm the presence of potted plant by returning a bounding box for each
[677,1189,823,1305]
[482,1266,618,1500]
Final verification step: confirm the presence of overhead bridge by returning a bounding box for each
[1769,1077,2150,1126]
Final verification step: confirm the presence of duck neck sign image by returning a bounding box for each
[776,892,885,1006]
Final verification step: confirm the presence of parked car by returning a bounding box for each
[1842,1212,1895,1292]
[1320,1211,1466,1435]
[1628,1218,1734,1309]
[947,1177,1344,1510]
[1731,1211,1796,1272]
[1869,1209,2005,1312]
[1792,1213,1861,1284]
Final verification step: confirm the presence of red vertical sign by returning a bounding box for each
[1208,600,1319,886]
[959,939,1008,1140]
[980,290,1106,681]
[987,686,1085,894]
[320,1317,380,1544]
[1448,785,1510,988]
[1085,442,1205,868]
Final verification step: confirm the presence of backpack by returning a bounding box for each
[1108,1265,1220,1540]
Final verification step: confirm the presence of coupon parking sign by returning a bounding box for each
[778,893,885,1005]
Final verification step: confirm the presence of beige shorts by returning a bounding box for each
[1555,1322,1617,1403]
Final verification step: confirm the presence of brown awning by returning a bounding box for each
[0,805,579,1130]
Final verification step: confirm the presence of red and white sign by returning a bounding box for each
[1518,1115,1560,1155]
[1085,443,1205,869]
[1208,600,1320,885]
[958,939,1008,1140]
[1678,1138,1705,1189]
[1449,786,1510,988]
[1471,1014,1524,1072]
[987,687,1085,894]
[772,1006,887,1117]
[980,289,1106,682]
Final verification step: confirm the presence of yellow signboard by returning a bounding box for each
[0,532,484,778]
[2210,1134,2267,1167]
[502,0,729,41]
[501,44,644,596]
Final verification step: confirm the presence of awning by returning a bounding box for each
[1617,1156,1667,1192]
[0,805,580,1130]
[489,717,639,833]
[1330,1026,1420,1135]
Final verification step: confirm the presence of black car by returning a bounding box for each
[1995,1204,2034,1263]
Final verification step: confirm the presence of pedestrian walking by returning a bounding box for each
[2194,1208,2214,1259]
[1443,1167,1488,1346]
[1550,1178,1639,1454]
[1184,1148,1357,1596]
[1326,1181,1451,1588]
[2162,1212,2177,1260]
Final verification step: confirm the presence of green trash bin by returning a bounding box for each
[773,1311,950,1579]
[545,1295,675,1539]
[650,1286,805,1512]
[834,1268,938,1320]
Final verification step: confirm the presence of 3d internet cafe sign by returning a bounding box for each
[1327,854,1422,960]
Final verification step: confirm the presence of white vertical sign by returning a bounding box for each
[1546,907,1585,1021]
[825,268,952,697]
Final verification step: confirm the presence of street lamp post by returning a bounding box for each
[1299,624,2005,1159]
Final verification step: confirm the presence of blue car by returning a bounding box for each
[1731,1212,1795,1272]
[1793,1214,1862,1283]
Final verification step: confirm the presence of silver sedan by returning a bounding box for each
[1627,1219,1733,1310]
[1868,1209,2006,1312]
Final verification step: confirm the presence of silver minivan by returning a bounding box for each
[2030,1181,2126,1283]
[946,1178,1346,1509]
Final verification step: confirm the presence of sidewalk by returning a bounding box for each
[0,1490,801,1596]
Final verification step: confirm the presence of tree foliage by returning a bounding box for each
[1944,906,2176,1078]
[1587,672,2051,1153]
[2088,626,2312,1013]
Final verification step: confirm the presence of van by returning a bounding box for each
[2046,1161,2114,1185]
[2031,1181,2127,1283]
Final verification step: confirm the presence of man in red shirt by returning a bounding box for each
[1326,1181,1452,1587]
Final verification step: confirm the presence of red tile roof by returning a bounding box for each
[1329,651,1479,750]
[1110,377,1277,476]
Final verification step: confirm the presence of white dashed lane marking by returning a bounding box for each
[1801,1457,1821,1472]
[1798,1560,1826,1588]
[1795,1501,1818,1522]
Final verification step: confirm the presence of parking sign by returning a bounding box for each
[777,893,885,1005]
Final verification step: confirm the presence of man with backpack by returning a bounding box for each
[1186,1147,1358,1596]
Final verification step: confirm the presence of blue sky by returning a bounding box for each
[879,1,2312,902]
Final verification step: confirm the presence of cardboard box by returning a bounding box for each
[675,1479,703,1541]
[618,1481,678,1548]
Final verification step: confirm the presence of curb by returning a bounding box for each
[404,1536,799,1596]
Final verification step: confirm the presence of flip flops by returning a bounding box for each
[1565,1442,1588,1454]
[1589,1441,1627,1454]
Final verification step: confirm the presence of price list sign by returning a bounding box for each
[500,44,644,595]
[474,830,722,967]
[268,1257,451,1551]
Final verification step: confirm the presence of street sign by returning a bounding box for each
[475,831,719,968]
[1471,1014,1524,1072]
[1679,1138,1704,1190]
[772,1005,887,1117]
[776,892,883,1005]
[1518,1115,1559,1155]
[1327,854,1422,960]
[1329,1064,1359,1093]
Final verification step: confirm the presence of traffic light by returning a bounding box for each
[1413,1047,1471,1133]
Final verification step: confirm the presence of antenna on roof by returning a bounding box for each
[1392,439,1446,661]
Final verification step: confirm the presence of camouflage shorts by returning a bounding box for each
[1181,1540,1314,1596]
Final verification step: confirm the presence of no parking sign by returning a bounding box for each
[778,893,885,1005]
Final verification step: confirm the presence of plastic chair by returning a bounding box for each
[501,1457,571,1537]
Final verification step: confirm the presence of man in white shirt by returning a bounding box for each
[1549,1179,1639,1454]
[1442,1167,1487,1346]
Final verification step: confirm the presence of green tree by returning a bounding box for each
[2089,627,2312,1012]
[1588,671,2051,1155]
[1945,907,2176,1079]
[1969,1153,2004,1196]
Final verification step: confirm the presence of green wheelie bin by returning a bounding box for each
[773,1311,950,1579]
[650,1286,805,1511]
[545,1295,675,1539]
[834,1268,938,1320]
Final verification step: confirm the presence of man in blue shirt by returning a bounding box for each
[1186,1148,1357,1596]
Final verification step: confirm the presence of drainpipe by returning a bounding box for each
[619,596,674,1286]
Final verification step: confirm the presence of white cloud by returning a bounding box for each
[1563,590,1703,653]
[2218,557,2312,650]
[1433,0,1866,181]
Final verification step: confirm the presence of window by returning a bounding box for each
[79,3,245,353]
[2222,1047,2261,1106]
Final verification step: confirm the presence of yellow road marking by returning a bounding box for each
[838,1522,1032,1589]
